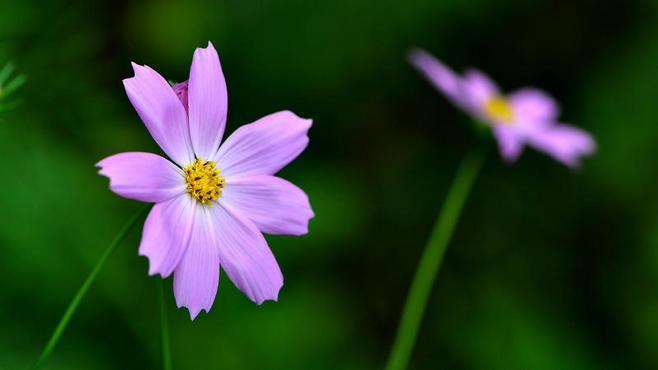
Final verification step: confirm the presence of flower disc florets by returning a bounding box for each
[484,96,515,123]
[184,158,225,204]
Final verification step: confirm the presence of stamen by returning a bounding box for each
[184,158,225,204]
[484,96,515,123]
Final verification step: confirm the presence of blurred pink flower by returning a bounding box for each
[97,42,314,319]
[409,49,596,167]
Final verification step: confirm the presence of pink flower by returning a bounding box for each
[409,49,596,167]
[97,42,314,319]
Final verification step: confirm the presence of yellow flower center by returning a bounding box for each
[184,158,225,204]
[484,96,515,123]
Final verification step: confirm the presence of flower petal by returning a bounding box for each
[188,42,228,159]
[139,194,196,278]
[96,152,186,203]
[528,124,596,168]
[222,175,314,236]
[408,48,467,109]
[210,202,283,304]
[214,111,311,177]
[123,63,194,166]
[462,69,499,112]
[172,81,189,112]
[509,88,560,124]
[493,126,524,163]
[173,205,221,320]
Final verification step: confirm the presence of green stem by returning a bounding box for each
[32,205,148,370]
[158,279,172,370]
[385,145,486,370]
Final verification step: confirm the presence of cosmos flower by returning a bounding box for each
[97,42,314,319]
[409,49,596,167]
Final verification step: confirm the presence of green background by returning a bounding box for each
[2,0,658,369]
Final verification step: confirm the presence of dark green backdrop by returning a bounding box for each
[1,0,658,369]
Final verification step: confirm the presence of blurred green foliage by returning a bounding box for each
[0,62,25,113]
[1,0,658,369]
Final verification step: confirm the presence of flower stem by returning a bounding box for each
[385,145,486,370]
[158,279,172,370]
[32,205,149,370]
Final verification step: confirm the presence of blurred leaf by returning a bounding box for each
[0,61,25,110]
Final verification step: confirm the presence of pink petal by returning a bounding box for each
[493,126,524,163]
[462,69,499,113]
[123,63,194,166]
[173,206,221,320]
[222,175,314,236]
[408,48,466,109]
[509,88,560,125]
[528,124,596,168]
[172,81,189,112]
[213,111,312,177]
[188,42,228,160]
[210,202,283,304]
[96,152,186,203]
[139,194,196,278]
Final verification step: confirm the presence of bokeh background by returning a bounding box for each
[1,0,658,369]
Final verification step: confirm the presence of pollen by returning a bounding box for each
[484,96,515,123]
[184,158,225,204]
